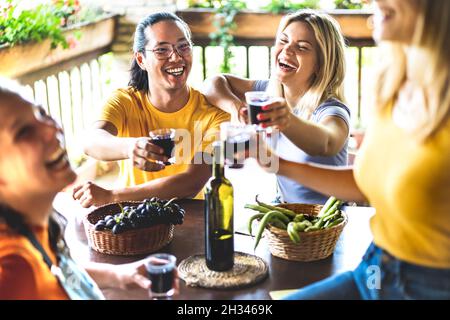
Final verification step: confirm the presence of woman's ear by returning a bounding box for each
[135,52,147,71]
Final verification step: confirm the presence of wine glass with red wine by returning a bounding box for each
[244,91,273,130]
[220,122,253,169]
[149,128,176,165]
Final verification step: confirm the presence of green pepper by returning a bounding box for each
[323,200,343,217]
[313,203,342,228]
[245,204,272,214]
[317,196,337,217]
[248,213,265,236]
[287,222,300,243]
[326,217,345,228]
[301,220,312,228]
[254,210,289,249]
[272,211,290,224]
[270,218,287,230]
[294,220,312,232]
[313,216,326,229]
[255,195,297,218]
[305,226,319,232]
[293,214,305,222]
[323,211,341,222]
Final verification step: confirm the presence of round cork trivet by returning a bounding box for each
[178,252,268,289]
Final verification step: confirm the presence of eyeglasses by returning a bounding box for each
[146,41,193,60]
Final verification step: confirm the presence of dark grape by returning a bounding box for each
[120,221,130,232]
[105,219,116,229]
[128,210,137,220]
[95,220,106,231]
[156,207,164,216]
[112,222,127,234]
[105,199,185,235]
[112,224,120,234]
[163,206,172,215]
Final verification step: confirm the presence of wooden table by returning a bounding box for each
[57,193,375,300]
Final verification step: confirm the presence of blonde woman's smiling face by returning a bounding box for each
[274,21,319,90]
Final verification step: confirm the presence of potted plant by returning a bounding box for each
[177,8,372,42]
[0,0,118,78]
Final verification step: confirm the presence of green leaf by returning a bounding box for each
[334,0,363,9]
[0,1,101,49]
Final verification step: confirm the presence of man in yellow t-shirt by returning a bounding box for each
[72,12,229,207]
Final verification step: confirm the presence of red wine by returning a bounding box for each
[147,262,175,294]
[248,101,269,125]
[205,228,234,271]
[151,137,175,165]
[224,133,250,168]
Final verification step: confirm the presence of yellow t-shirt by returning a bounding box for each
[354,105,450,269]
[98,86,230,198]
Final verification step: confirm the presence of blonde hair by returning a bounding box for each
[375,0,450,140]
[267,10,347,118]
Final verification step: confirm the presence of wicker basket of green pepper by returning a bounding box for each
[246,196,347,262]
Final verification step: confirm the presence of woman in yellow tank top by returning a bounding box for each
[0,79,178,299]
[253,0,450,299]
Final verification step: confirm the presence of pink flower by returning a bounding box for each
[67,36,78,49]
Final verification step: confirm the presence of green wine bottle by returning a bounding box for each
[204,141,234,271]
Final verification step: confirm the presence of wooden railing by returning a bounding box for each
[0,14,118,161]
[19,52,114,160]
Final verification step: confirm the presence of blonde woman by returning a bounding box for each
[254,0,450,299]
[203,10,350,204]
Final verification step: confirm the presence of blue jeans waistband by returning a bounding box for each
[363,242,450,278]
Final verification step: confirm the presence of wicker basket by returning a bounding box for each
[264,203,347,262]
[83,202,174,256]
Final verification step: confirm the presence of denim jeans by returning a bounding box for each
[283,242,450,300]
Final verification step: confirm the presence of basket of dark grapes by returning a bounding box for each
[83,197,185,255]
